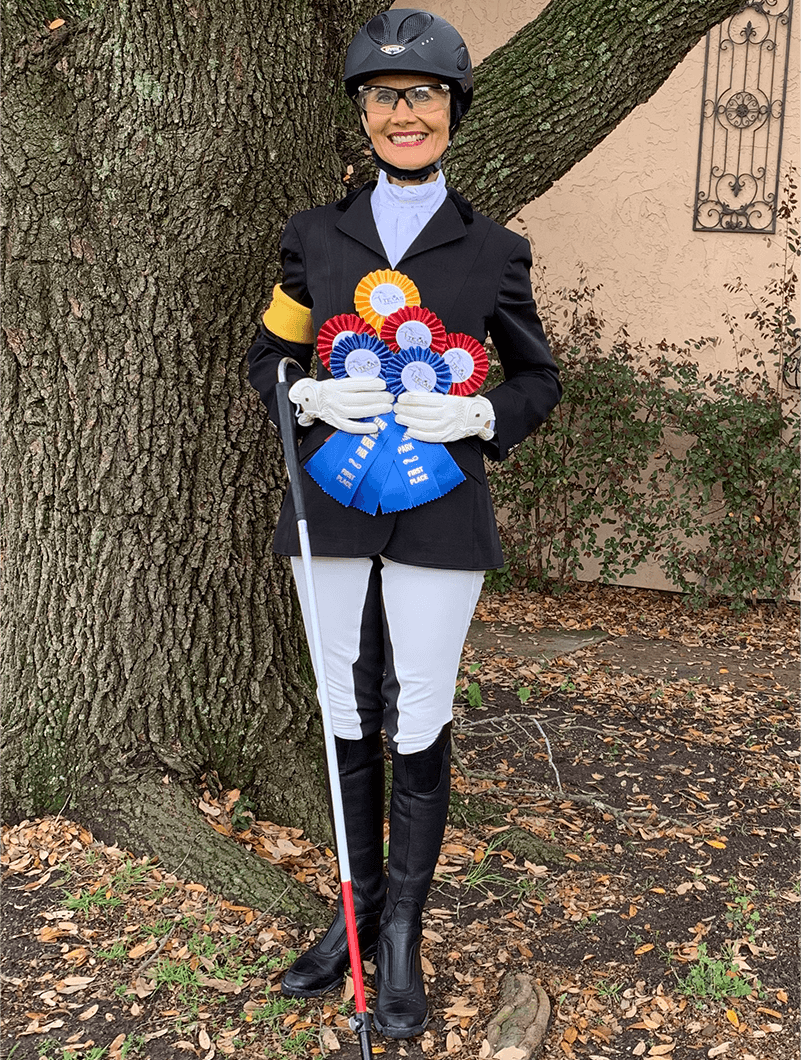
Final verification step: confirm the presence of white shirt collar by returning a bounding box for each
[373,168,447,211]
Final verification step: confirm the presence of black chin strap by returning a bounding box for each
[370,147,443,184]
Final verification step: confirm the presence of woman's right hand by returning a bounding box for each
[288,377,394,434]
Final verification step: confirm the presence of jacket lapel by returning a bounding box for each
[399,194,467,262]
[335,187,387,260]
[335,184,468,264]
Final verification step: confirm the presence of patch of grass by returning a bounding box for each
[243,996,300,1025]
[187,931,218,959]
[36,1043,108,1060]
[460,835,535,902]
[97,942,128,961]
[109,859,152,893]
[151,956,204,990]
[674,943,761,1005]
[725,879,761,941]
[120,1037,147,1058]
[596,978,624,1000]
[63,888,123,915]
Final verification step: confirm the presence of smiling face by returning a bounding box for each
[361,73,450,182]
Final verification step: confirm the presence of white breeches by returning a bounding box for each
[290,555,483,755]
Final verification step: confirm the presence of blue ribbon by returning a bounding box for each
[384,347,452,397]
[329,333,393,381]
[305,416,393,508]
[304,341,465,514]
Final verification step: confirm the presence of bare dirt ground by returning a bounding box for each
[2,586,798,1060]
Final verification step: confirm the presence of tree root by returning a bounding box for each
[486,972,551,1058]
[75,770,327,925]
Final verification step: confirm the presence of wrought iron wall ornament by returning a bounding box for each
[782,330,800,390]
[694,0,794,233]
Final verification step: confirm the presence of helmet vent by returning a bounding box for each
[397,11,434,44]
[456,44,469,70]
[366,13,391,45]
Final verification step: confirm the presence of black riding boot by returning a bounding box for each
[373,725,451,1038]
[281,732,386,998]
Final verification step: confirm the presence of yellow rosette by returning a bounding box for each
[354,270,421,334]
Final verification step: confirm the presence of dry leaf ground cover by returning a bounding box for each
[2,586,798,1060]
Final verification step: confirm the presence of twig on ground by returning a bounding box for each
[136,921,178,977]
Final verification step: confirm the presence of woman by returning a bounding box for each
[247,9,561,1039]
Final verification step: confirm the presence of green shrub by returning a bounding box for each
[486,173,799,607]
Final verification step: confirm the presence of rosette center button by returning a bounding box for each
[344,350,382,378]
[396,322,432,349]
[370,284,406,313]
[401,362,438,393]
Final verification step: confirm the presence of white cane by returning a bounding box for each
[275,357,374,1059]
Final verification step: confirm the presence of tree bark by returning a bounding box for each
[2,0,748,914]
[1,0,379,908]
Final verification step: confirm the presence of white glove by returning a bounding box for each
[288,377,394,435]
[394,391,496,443]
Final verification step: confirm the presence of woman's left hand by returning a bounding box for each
[395,392,495,443]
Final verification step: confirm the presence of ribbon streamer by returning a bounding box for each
[348,414,466,514]
[305,417,393,508]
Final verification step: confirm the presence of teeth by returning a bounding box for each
[390,134,426,144]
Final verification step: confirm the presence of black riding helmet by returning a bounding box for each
[343,9,474,138]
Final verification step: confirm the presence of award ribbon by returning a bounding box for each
[305,417,393,508]
[316,314,376,369]
[302,283,473,513]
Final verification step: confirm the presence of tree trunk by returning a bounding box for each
[1,0,378,916]
[2,0,749,915]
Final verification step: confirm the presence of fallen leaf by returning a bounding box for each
[444,1000,479,1019]
[128,937,156,960]
[321,1026,340,1051]
[48,18,66,29]
[648,1043,674,1056]
[725,1010,739,1027]
[635,944,654,955]
[708,1045,731,1058]
[446,1029,462,1052]
[199,1027,212,1049]
[494,1048,527,1060]
[633,1043,647,1057]
[78,1004,99,1021]
[108,1033,126,1058]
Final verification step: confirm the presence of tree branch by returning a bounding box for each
[450,0,747,222]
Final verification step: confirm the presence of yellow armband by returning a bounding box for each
[262,284,314,344]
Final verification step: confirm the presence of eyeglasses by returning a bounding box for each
[356,83,451,115]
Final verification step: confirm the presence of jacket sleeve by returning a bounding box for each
[481,237,562,461]
[246,217,315,429]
